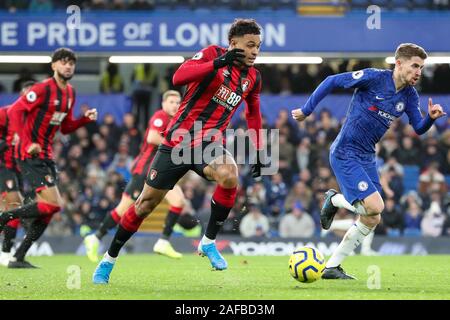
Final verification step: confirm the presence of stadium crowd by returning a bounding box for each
[40,99,449,239]
[1,0,449,12]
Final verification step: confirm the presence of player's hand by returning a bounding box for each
[292,108,307,122]
[428,98,446,120]
[11,133,19,146]
[84,108,98,121]
[251,150,267,181]
[213,48,245,69]
[27,143,42,156]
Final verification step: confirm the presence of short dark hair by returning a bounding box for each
[51,47,77,63]
[21,80,36,90]
[395,43,427,60]
[228,18,261,42]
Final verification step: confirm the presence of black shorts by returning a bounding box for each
[18,158,58,192]
[123,174,146,201]
[146,143,231,190]
[0,167,22,193]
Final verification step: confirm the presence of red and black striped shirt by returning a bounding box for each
[164,45,262,149]
[131,109,171,175]
[8,77,92,160]
[0,106,16,169]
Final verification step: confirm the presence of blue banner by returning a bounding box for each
[0,12,450,53]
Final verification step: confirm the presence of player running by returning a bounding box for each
[0,81,35,266]
[84,90,187,262]
[292,43,446,279]
[93,18,264,284]
[0,48,98,268]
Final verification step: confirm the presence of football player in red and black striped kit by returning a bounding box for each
[0,81,35,267]
[0,48,98,268]
[94,19,264,284]
[84,90,187,262]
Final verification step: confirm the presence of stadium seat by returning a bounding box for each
[403,165,420,192]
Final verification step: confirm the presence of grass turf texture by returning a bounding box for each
[0,254,449,300]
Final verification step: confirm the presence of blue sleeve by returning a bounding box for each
[404,89,434,135]
[301,68,377,116]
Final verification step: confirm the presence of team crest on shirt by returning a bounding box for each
[54,99,60,106]
[6,180,14,189]
[153,118,163,128]
[358,181,368,192]
[45,175,54,184]
[192,51,203,60]
[26,91,37,103]
[241,78,251,92]
[395,101,405,112]
[352,70,364,79]
[150,169,158,180]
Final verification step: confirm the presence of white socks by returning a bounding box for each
[331,193,368,215]
[201,235,215,245]
[103,252,117,264]
[331,193,356,212]
[326,220,373,268]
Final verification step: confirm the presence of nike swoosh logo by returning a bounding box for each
[375,96,385,100]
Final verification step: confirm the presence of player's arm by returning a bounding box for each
[405,91,446,135]
[172,46,244,86]
[7,84,45,136]
[0,111,7,152]
[292,69,376,121]
[60,100,97,134]
[147,129,164,145]
[245,72,264,179]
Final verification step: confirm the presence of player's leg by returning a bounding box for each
[93,183,169,284]
[195,153,238,270]
[93,149,187,284]
[84,175,143,262]
[322,156,383,279]
[8,186,62,268]
[0,190,23,266]
[153,185,186,258]
[0,160,61,231]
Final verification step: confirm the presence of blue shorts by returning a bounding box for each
[329,152,382,205]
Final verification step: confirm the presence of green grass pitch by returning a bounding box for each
[1,254,449,300]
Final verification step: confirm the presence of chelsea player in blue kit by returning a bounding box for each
[292,43,446,279]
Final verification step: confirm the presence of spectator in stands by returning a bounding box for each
[129,0,155,10]
[245,182,267,213]
[29,0,53,12]
[131,63,159,131]
[89,0,108,10]
[296,137,311,172]
[421,137,446,170]
[395,136,421,166]
[285,181,313,214]
[421,191,446,237]
[121,113,141,157]
[111,0,128,10]
[278,132,296,184]
[382,197,404,237]
[380,156,404,201]
[419,161,447,195]
[107,142,132,182]
[100,62,124,93]
[12,68,36,93]
[403,199,423,236]
[239,205,270,238]
[279,201,315,238]
[265,173,288,217]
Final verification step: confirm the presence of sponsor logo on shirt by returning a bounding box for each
[368,105,396,124]
[212,85,242,111]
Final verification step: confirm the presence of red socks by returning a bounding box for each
[120,205,144,232]
[212,185,237,208]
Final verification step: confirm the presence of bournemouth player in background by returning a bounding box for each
[0,48,98,268]
[93,18,265,284]
[0,81,34,267]
[84,90,188,262]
